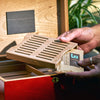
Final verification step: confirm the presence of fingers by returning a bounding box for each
[65,69,96,78]
[78,55,100,67]
[91,55,100,65]
[78,58,93,67]
[60,32,79,42]
[65,55,100,79]
[84,66,92,71]
[57,32,68,39]
[79,39,98,54]
[58,29,81,42]
[77,57,95,71]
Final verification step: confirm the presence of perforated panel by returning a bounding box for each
[7,34,78,68]
[15,35,48,55]
[36,41,69,61]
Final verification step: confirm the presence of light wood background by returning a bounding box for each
[0,0,69,52]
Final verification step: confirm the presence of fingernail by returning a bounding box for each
[61,37,66,40]
[77,46,82,50]
[78,60,83,65]
[60,37,69,42]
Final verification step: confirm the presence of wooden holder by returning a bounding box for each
[7,34,84,72]
[0,1,84,100]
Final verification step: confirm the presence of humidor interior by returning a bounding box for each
[0,55,56,81]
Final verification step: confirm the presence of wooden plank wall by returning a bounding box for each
[60,0,69,34]
[0,0,69,52]
[0,0,57,38]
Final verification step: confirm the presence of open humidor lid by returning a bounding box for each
[6,33,84,72]
[0,0,69,56]
[0,0,69,47]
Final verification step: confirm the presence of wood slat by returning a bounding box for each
[26,65,45,75]
[0,71,29,77]
[7,34,78,69]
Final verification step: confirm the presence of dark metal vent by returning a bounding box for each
[6,10,35,35]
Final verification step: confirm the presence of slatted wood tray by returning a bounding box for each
[7,34,84,72]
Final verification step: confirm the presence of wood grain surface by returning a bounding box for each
[7,34,78,69]
[0,0,69,54]
[0,0,69,38]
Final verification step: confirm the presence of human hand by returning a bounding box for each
[58,25,100,54]
[65,54,100,79]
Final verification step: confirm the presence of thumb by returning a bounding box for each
[65,69,96,78]
[78,55,99,67]
[60,32,80,42]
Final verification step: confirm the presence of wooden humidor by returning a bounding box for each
[0,55,57,100]
[0,49,83,100]
[7,33,84,73]
[0,0,84,100]
[0,0,69,46]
